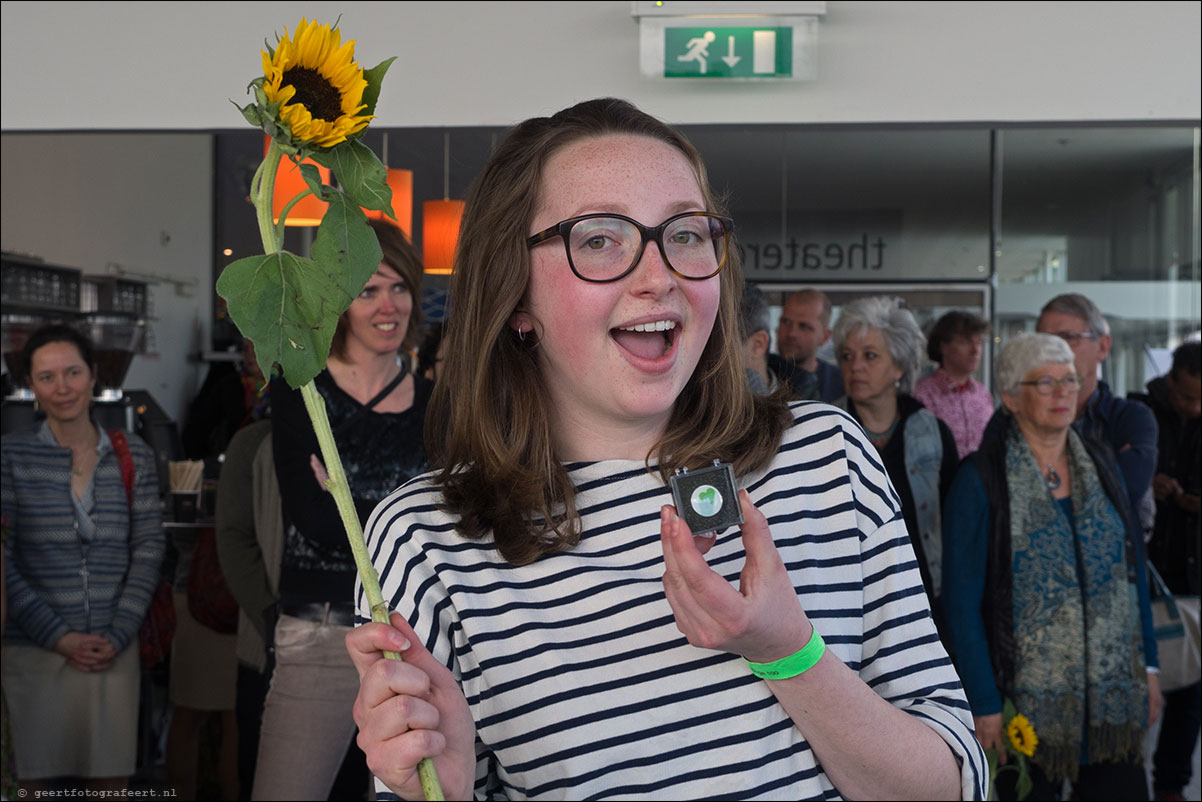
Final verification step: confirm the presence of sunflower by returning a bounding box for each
[1007,713,1038,757]
[261,19,372,148]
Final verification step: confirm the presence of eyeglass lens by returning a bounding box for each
[1034,375,1080,394]
[567,215,726,280]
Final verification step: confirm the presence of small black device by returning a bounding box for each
[669,459,743,535]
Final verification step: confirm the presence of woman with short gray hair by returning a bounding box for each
[831,296,956,618]
[942,332,1160,800]
[994,332,1074,396]
[832,295,926,394]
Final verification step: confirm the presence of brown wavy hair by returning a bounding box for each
[427,98,789,565]
[330,218,424,359]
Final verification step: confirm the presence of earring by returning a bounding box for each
[518,328,526,343]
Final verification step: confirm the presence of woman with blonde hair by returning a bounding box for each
[346,99,986,800]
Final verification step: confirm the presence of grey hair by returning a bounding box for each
[1040,293,1110,337]
[739,281,771,340]
[996,333,1075,396]
[832,296,926,394]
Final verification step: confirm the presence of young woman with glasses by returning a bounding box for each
[345,98,986,801]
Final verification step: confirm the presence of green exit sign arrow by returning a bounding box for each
[664,27,792,78]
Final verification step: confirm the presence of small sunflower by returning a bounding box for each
[1007,712,1038,757]
[261,19,371,148]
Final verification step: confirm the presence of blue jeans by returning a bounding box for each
[1153,680,1202,795]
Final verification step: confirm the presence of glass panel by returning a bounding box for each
[688,127,992,282]
[995,126,1201,397]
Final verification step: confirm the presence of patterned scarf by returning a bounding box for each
[1005,425,1147,781]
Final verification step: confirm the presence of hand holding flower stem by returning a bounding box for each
[219,20,444,800]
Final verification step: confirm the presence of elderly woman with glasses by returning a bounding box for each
[941,332,1160,801]
[831,296,958,613]
[342,99,986,801]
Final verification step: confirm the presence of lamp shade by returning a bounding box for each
[367,168,413,239]
[265,136,329,227]
[422,199,465,275]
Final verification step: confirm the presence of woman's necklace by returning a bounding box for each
[1044,463,1062,491]
[864,415,900,446]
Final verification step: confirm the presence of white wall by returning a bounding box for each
[2,1,1199,131]
[0,134,213,423]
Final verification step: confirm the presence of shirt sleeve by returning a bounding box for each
[361,483,504,800]
[940,460,1003,717]
[2,439,72,649]
[105,436,166,652]
[1111,399,1159,515]
[840,417,989,801]
[216,422,276,639]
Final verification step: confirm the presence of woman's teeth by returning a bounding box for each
[617,320,676,333]
[374,322,398,331]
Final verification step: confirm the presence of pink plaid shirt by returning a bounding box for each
[912,369,995,459]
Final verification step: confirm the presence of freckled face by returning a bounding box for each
[523,134,721,443]
[838,327,904,406]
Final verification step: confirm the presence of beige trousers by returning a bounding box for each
[250,612,363,801]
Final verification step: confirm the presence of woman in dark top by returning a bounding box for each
[252,219,432,801]
[831,296,957,612]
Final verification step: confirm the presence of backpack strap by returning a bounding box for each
[108,429,135,508]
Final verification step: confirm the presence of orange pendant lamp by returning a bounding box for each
[365,134,414,239]
[422,132,464,275]
[264,135,329,227]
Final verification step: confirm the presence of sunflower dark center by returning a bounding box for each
[281,67,342,121]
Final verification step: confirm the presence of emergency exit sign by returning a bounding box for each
[664,27,792,78]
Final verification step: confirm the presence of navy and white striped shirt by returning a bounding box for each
[360,402,987,800]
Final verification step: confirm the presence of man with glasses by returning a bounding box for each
[981,293,1158,521]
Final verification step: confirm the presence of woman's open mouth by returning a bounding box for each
[610,319,678,362]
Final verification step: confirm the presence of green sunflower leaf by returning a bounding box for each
[361,57,396,118]
[216,248,355,388]
[234,99,264,129]
[1015,757,1032,800]
[311,191,382,301]
[323,139,393,217]
[298,161,328,200]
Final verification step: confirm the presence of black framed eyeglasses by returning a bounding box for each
[1019,374,1082,395]
[526,211,734,283]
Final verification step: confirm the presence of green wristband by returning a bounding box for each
[745,627,825,680]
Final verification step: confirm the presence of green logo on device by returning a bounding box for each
[690,485,723,517]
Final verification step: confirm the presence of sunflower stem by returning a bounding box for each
[255,139,285,254]
[252,112,443,802]
[300,368,446,801]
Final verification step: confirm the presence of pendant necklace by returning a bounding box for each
[1044,464,1062,491]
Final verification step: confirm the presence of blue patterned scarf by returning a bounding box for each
[1005,425,1147,781]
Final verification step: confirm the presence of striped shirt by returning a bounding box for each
[360,402,987,800]
[2,422,164,652]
